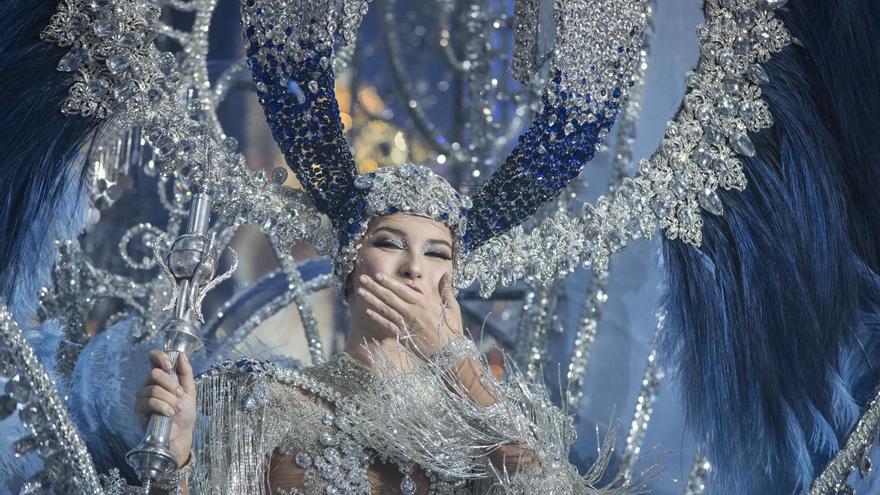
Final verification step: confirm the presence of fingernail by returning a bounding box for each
[167,408,176,416]
[360,275,368,283]
[376,273,384,280]
[163,360,172,371]
[176,387,183,396]
[357,288,366,295]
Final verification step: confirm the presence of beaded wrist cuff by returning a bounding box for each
[428,338,479,370]
[152,450,194,495]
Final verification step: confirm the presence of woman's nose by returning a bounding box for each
[399,253,423,279]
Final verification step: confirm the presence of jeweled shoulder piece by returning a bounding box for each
[303,352,375,395]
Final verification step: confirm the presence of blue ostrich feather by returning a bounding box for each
[0,0,102,299]
[659,0,880,492]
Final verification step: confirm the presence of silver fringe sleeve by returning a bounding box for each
[188,359,339,495]
[336,340,639,494]
[189,360,273,495]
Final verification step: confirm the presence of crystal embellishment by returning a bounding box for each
[57,48,89,72]
[458,0,792,296]
[294,451,313,468]
[0,395,16,421]
[319,432,338,447]
[400,475,417,495]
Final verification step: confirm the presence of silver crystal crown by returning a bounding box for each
[333,163,470,286]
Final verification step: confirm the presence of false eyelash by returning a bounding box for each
[375,238,451,260]
[374,238,407,249]
[425,250,452,260]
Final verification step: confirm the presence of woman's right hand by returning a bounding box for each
[134,350,197,467]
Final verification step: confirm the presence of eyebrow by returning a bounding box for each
[372,226,453,249]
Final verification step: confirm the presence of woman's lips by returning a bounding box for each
[405,283,423,294]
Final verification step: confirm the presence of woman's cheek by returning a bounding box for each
[366,250,401,279]
[427,271,446,299]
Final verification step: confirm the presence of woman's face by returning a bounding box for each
[347,214,454,336]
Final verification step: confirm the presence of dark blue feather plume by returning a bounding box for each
[0,0,101,300]
[660,0,880,492]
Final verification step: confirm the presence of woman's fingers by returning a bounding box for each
[137,351,197,433]
[147,350,195,397]
[438,273,454,311]
[137,385,181,411]
[358,284,406,329]
[135,386,180,419]
[148,349,173,371]
[439,273,455,302]
[177,352,196,396]
[365,307,404,336]
[371,273,420,304]
[441,273,462,312]
[141,397,179,418]
[438,273,463,334]
[360,275,414,311]
[145,367,183,396]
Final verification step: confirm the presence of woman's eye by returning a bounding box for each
[426,251,452,260]
[375,239,404,249]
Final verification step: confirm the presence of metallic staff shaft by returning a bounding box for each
[126,190,216,487]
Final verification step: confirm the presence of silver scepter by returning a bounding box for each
[126,138,232,490]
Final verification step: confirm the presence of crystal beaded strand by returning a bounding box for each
[621,327,665,480]
[683,448,711,495]
[272,238,325,364]
[0,306,108,494]
[515,280,565,380]
[809,383,880,494]
[565,9,653,408]
[565,270,610,409]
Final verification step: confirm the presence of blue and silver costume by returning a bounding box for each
[1,0,880,494]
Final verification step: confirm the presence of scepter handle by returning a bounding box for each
[142,350,181,455]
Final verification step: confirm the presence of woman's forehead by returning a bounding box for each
[369,214,451,241]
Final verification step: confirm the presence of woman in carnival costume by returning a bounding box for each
[1,0,879,493]
[132,0,648,492]
[135,181,634,494]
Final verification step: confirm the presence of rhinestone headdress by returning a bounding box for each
[41,0,789,299]
[333,164,471,284]
[237,0,649,288]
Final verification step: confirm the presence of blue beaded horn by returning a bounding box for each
[243,0,648,287]
[464,0,647,251]
[462,72,620,251]
[246,40,357,226]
